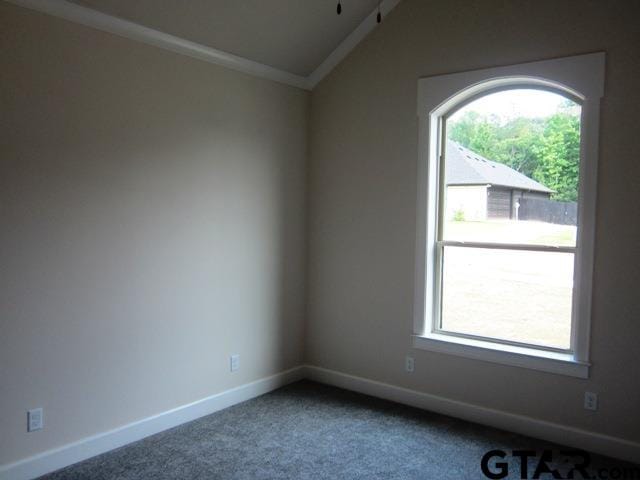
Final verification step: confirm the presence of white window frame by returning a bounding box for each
[413,53,605,378]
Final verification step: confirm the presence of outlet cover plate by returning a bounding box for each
[230,354,240,372]
[28,408,43,432]
[405,356,415,373]
[584,391,598,411]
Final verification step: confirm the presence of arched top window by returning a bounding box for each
[433,76,584,118]
[413,54,604,378]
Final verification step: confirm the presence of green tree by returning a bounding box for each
[449,111,499,159]
[533,113,581,201]
[449,109,580,201]
[492,117,545,178]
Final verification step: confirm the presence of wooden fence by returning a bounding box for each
[518,198,577,225]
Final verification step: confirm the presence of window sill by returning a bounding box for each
[412,333,589,378]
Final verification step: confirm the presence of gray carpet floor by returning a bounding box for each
[39,380,637,479]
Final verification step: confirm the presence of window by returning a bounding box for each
[413,54,605,377]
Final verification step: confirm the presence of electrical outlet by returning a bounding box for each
[230,354,240,372]
[405,356,415,373]
[584,391,598,411]
[28,408,43,432]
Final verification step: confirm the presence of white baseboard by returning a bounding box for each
[3,364,637,480]
[0,366,305,480]
[306,365,640,464]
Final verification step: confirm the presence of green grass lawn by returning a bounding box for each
[444,219,576,246]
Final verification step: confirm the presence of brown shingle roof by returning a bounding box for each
[445,140,553,193]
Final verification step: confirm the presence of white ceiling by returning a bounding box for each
[69,0,381,77]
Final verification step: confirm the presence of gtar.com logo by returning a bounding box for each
[480,449,639,479]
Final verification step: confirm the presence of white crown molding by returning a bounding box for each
[0,366,306,480]
[5,0,403,91]
[4,0,310,90]
[307,0,402,88]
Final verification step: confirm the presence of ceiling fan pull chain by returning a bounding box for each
[377,2,382,23]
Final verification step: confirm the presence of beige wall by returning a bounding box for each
[0,2,307,465]
[307,0,640,444]
[3,0,640,470]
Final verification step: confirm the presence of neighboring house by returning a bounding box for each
[445,140,552,221]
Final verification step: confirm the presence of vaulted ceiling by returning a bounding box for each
[69,0,381,77]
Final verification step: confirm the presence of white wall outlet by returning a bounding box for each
[584,391,598,411]
[230,354,240,372]
[28,408,43,432]
[405,356,415,373]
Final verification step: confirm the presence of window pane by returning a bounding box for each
[442,89,580,247]
[440,246,573,349]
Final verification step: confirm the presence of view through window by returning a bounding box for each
[438,89,580,350]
